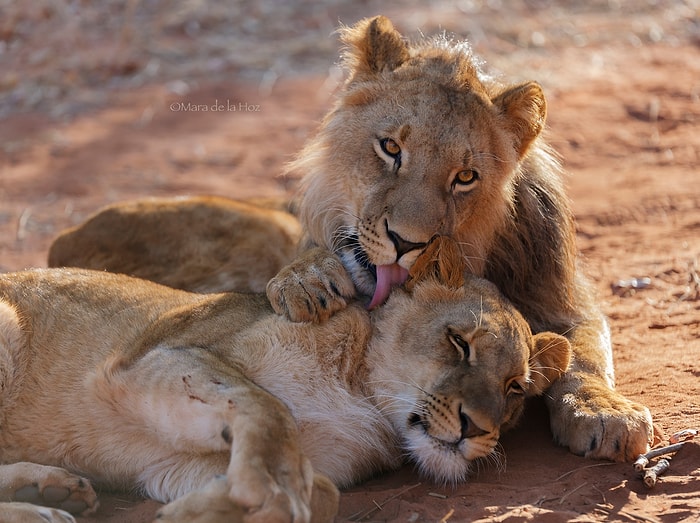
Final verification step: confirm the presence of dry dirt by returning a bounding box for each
[1,1,699,522]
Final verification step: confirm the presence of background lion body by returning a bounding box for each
[49,196,301,294]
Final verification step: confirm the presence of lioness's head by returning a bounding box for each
[291,16,547,307]
[367,238,571,483]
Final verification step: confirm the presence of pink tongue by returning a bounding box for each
[367,263,409,310]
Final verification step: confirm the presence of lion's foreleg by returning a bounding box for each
[0,303,99,520]
[545,313,653,462]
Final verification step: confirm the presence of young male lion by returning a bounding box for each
[263,16,653,461]
[0,239,570,522]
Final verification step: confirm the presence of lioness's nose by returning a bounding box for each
[460,411,489,439]
[386,227,426,260]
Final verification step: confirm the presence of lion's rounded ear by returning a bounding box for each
[527,332,572,397]
[405,236,466,292]
[492,81,547,159]
[339,16,410,79]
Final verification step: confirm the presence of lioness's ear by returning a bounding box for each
[527,332,571,396]
[340,16,410,78]
[405,236,466,291]
[492,82,547,158]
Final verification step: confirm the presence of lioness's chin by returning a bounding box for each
[403,431,473,485]
[402,428,498,485]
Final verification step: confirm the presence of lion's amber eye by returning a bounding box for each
[380,138,401,158]
[506,378,525,396]
[454,169,479,187]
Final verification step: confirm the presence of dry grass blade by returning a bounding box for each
[347,483,422,521]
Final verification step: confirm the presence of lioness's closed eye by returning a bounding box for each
[0,236,570,521]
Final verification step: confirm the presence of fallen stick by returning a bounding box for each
[669,428,698,444]
[633,442,684,472]
[643,458,671,488]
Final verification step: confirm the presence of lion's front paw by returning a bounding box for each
[0,462,98,516]
[547,373,653,461]
[266,247,356,323]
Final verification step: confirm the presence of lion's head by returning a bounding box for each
[366,237,571,483]
[291,16,548,308]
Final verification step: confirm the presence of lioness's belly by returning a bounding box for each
[269,371,401,487]
[235,311,403,487]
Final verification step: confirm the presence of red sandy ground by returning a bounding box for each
[1,2,698,522]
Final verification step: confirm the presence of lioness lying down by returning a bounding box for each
[0,239,571,522]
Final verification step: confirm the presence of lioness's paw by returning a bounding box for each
[155,471,336,523]
[227,455,315,523]
[0,462,98,516]
[0,502,76,523]
[155,476,245,523]
[266,247,355,323]
[547,374,653,461]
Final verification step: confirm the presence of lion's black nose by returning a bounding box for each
[386,225,426,260]
[460,411,489,439]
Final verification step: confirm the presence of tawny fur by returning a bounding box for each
[0,239,569,522]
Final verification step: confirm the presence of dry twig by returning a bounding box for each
[678,259,700,301]
[633,442,684,472]
[16,207,31,241]
[669,428,698,444]
[643,458,671,488]
[554,462,615,482]
[611,276,651,297]
[558,482,588,505]
[618,510,662,523]
[347,483,421,521]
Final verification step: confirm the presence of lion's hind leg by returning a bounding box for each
[0,462,98,521]
[1,303,98,520]
[96,345,338,522]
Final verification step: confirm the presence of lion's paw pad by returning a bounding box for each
[16,485,74,504]
[13,473,97,516]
